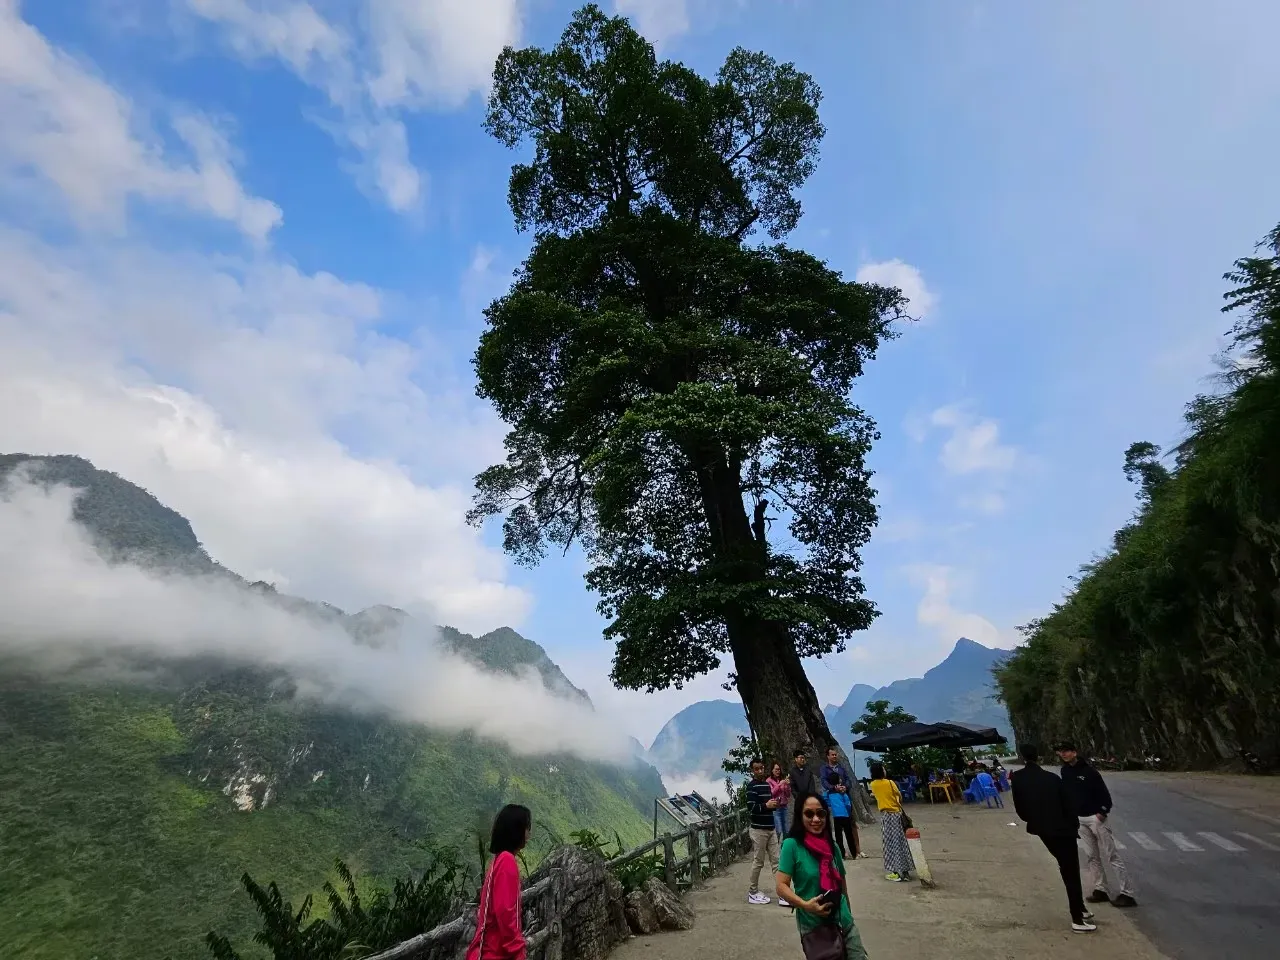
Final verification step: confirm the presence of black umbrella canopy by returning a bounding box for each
[850,720,1006,752]
[850,721,966,751]
[936,721,1006,745]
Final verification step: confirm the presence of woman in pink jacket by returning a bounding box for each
[767,761,792,839]
[466,804,532,960]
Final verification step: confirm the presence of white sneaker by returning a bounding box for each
[778,898,791,907]
[1082,910,1095,921]
[1072,920,1098,933]
[747,892,771,905]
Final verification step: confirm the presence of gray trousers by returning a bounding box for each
[1078,815,1133,897]
[748,826,779,893]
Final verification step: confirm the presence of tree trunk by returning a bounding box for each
[694,455,875,823]
[729,620,875,823]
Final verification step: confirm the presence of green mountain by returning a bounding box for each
[0,454,665,960]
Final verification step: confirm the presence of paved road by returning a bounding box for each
[1092,773,1280,959]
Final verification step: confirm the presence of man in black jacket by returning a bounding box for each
[1058,743,1136,907]
[1011,744,1096,933]
[788,747,820,799]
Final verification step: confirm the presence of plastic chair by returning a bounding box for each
[975,772,1003,807]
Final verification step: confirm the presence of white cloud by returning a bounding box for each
[855,259,937,321]
[0,474,618,760]
[182,0,522,212]
[0,225,520,632]
[0,0,281,239]
[614,0,689,46]
[928,404,1018,475]
[906,564,1005,650]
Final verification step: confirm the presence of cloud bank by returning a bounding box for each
[0,473,626,761]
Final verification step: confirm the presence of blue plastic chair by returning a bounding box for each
[975,772,1003,807]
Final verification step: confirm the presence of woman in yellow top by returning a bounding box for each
[869,764,915,882]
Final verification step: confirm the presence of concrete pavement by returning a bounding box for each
[610,795,1167,959]
[1091,772,1280,960]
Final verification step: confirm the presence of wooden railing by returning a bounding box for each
[362,806,750,960]
[608,806,751,890]
[362,870,562,960]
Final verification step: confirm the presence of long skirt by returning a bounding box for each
[880,811,915,877]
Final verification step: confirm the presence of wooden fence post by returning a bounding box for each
[662,832,676,890]
[688,828,702,884]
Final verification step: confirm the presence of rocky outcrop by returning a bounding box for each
[526,844,630,960]
[623,890,659,935]
[640,877,696,931]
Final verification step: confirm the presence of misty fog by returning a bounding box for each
[0,474,628,761]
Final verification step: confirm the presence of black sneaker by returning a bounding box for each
[1086,890,1110,904]
[1111,894,1138,908]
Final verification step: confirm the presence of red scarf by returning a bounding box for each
[802,833,841,893]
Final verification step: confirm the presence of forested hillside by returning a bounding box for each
[0,455,665,960]
[995,222,1280,768]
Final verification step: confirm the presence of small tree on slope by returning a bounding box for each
[469,4,905,823]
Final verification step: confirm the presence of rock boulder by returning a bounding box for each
[641,877,695,932]
[623,889,659,935]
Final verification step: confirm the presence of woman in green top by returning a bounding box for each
[776,793,871,960]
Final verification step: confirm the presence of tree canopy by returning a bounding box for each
[850,700,915,735]
[995,220,1280,768]
[469,5,901,819]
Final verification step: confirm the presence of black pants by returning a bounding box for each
[833,817,859,858]
[1040,834,1086,923]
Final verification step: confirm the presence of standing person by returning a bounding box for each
[790,747,820,799]
[824,772,859,861]
[868,764,914,882]
[768,761,792,839]
[776,793,871,960]
[466,804,532,960]
[1010,744,1097,934]
[745,757,782,905]
[1058,742,1137,908]
[820,746,860,858]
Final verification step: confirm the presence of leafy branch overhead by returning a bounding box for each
[468,4,906,725]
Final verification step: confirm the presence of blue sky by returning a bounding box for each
[3,0,1279,746]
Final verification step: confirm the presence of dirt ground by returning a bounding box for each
[610,796,1171,960]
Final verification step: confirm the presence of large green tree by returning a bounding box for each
[468,5,904,820]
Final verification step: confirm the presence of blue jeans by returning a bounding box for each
[772,805,788,836]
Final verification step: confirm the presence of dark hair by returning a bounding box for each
[1056,741,1077,752]
[869,763,886,780]
[770,760,784,775]
[489,804,532,855]
[793,747,807,758]
[1018,743,1039,764]
[826,745,839,755]
[788,792,836,845]
[749,756,764,768]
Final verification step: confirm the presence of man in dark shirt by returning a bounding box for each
[789,747,820,799]
[1058,743,1136,907]
[1011,743,1096,933]
[744,757,782,905]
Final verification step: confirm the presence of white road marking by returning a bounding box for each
[1166,832,1204,852]
[1129,832,1163,851]
[1236,832,1280,852]
[1200,832,1246,852]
